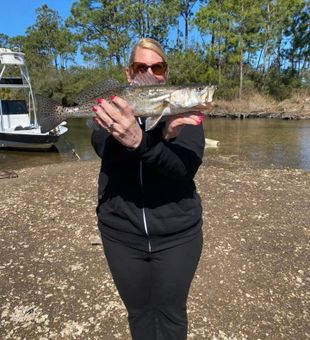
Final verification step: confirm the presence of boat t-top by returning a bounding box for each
[0,48,67,150]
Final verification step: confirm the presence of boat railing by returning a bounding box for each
[0,49,38,129]
[0,77,30,88]
[0,99,3,131]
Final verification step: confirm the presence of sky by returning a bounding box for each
[0,1,92,65]
[0,0,203,65]
[0,0,73,37]
[0,0,203,39]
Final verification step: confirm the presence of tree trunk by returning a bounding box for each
[218,37,222,85]
[262,2,270,74]
[276,33,282,73]
[54,55,58,70]
[184,12,188,50]
[116,54,121,67]
[239,47,243,100]
[176,17,181,49]
[210,30,215,63]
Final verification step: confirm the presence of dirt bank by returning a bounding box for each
[0,157,309,339]
[211,93,310,120]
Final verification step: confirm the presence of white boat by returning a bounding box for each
[0,48,67,150]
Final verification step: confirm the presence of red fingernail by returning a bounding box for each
[97,98,103,104]
[110,95,116,100]
[92,106,98,112]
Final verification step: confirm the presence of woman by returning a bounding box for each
[91,38,205,340]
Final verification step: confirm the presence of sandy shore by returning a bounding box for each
[0,157,309,339]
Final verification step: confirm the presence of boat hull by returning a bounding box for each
[0,127,68,150]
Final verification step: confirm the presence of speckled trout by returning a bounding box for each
[36,76,216,133]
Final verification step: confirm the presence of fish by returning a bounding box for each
[36,75,216,133]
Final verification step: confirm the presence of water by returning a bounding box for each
[0,119,97,171]
[1,118,310,171]
[205,119,310,171]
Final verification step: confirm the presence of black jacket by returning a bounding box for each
[91,120,205,252]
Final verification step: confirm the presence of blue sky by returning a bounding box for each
[0,1,203,65]
[0,0,202,40]
[0,1,91,65]
[0,0,72,37]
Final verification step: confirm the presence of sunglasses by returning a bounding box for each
[130,62,167,76]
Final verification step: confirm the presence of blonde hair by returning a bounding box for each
[128,38,168,66]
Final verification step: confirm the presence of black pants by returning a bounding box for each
[101,232,203,340]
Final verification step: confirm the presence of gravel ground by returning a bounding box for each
[0,156,309,339]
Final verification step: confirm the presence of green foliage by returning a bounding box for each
[216,86,239,100]
[28,63,127,105]
[130,0,179,46]
[196,0,264,98]
[263,67,303,100]
[1,0,308,102]
[67,0,133,65]
[283,3,309,75]
[167,48,211,84]
[8,4,77,71]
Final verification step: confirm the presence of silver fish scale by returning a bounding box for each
[135,87,175,100]
[74,78,123,104]
[37,80,216,133]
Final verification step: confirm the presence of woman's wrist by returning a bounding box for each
[163,126,182,141]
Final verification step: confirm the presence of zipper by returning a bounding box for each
[139,161,152,252]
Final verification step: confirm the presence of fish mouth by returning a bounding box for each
[201,87,216,103]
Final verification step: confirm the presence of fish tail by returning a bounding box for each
[35,95,66,133]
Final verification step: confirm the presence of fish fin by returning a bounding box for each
[145,113,164,131]
[74,78,122,104]
[130,73,161,86]
[35,95,65,133]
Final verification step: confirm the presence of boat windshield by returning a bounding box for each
[1,100,28,114]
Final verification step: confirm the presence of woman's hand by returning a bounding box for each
[93,96,143,149]
[163,112,205,140]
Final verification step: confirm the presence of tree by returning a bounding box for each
[1,0,308,102]
[284,3,309,76]
[219,0,262,98]
[26,4,76,70]
[195,0,231,85]
[196,0,262,98]
[67,0,179,65]
[7,36,26,52]
[67,0,132,66]
[179,0,198,50]
[129,0,178,47]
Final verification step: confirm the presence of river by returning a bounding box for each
[1,118,310,171]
